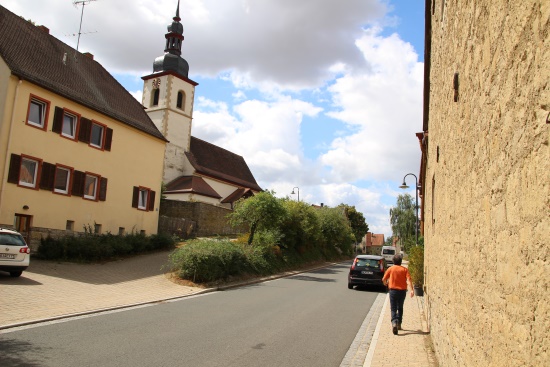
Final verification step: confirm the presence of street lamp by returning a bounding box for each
[399,173,418,246]
[291,187,300,201]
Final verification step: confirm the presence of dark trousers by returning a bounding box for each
[389,289,407,324]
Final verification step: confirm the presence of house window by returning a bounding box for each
[66,220,74,231]
[119,227,125,235]
[140,230,146,235]
[54,166,72,194]
[83,173,99,200]
[138,188,149,210]
[94,223,102,234]
[19,156,41,188]
[177,91,185,109]
[132,186,156,211]
[27,96,49,129]
[62,111,78,139]
[90,122,104,148]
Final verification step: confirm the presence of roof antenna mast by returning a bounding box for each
[73,0,97,52]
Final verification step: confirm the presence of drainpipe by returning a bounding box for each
[0,78,23,215]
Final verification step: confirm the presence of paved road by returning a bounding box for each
[1,262,383,367]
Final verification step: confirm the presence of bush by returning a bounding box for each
[36,232,176,262]
[408,245,424,286]
[169,239,248,283]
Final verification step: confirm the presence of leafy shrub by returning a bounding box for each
[36,232,176,262]
[169,239,248,282]
[408,245,424,286]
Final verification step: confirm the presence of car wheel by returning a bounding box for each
[9,271,22,278]
[348,283,353,289]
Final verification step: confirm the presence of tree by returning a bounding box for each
[279,200,322,251]
[389,194,417,253]
[229,191,286,245]
[317,206,355,256]
[339,204,369,243]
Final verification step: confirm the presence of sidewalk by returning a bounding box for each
[364,292,438,367]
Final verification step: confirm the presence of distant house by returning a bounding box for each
[142,2,261,210]
[362,232,385,255]
[0,5,167,247]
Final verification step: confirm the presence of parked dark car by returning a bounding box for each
[348,255,387,290]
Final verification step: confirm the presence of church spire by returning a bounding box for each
[152,0,189,78]
[165,0,183,56]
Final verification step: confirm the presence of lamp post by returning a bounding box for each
[291,187,300,201]
[399,173,418,246]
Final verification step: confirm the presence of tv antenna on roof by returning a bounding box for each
[73,0,97,52]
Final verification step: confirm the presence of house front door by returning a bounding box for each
[14,214,32,245]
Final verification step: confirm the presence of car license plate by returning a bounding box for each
[361,271,373,275]
[0,253,16,259]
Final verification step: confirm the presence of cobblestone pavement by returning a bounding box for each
[0,250,203,328]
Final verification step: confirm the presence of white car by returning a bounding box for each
[0,228,30,277]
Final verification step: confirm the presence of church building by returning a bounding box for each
[141,2,262,209]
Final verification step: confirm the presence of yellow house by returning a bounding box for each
[0,5,167,248]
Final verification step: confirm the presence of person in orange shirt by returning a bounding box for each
[382,254,414,335]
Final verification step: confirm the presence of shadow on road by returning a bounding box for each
[0,338,45,367]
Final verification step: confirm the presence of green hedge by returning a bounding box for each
[36,232,176,262]
[168,235,345,284]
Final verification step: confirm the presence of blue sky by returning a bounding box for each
[3,0,425,238]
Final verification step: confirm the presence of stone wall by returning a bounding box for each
[423,1,549,366]
[159,199,246,237]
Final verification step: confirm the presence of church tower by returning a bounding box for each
[142,0,198,183]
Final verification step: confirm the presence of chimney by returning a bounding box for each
[37,25,50,34]
[83,52,94,60]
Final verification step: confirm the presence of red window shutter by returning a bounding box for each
[78,118,92,143]
[7,154,21,184]
[104,128,113,151]
[99,177,108,201]
[39,162,56,191]
[132,186,139,208]
[148,190,156,211]
[72,171,85,197]
[52,107,63,134]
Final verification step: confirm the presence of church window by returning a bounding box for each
[177,91,185,109]
[152,89,160,107]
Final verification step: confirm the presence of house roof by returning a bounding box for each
[164,176,221,199]
[0,5,166,142]
[371,234,385,247]
[186,137,262,191]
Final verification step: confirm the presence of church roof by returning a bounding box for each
[0,5,166,141]
[186,137,263,192]
[164,176,221,198]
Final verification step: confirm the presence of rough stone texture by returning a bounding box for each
[423,1,549,366]
[159,199,246,237]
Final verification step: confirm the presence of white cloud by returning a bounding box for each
[320,27,423,182]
